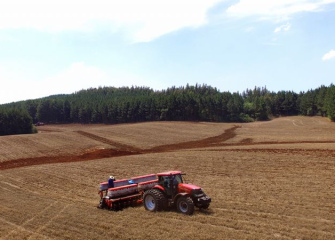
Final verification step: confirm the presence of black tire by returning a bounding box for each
[200,203,210,209]
[98,198,106,209]
[143,189,167,212]
[176,196,194,215]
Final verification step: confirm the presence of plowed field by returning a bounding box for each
[1,116,334,239]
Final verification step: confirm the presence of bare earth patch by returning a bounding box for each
[0,116,334,239]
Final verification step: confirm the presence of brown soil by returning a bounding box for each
[0,126,239,170]
[75,130,142,152]
[0,149,139,170]
[1,116,335,240]
[1,122,334,170]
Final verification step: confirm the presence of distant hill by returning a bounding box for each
[0,84,334,136]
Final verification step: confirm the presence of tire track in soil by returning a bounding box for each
[142,125,240,153]
[1,125,334,170]
[228,140,335,147]
[0,217,52,240]
[2,201,60,239]
[0,126,240,170]
[0,149,140,170]
[200,148,335,158]
[26,204,72,240]
[75,131,141,152]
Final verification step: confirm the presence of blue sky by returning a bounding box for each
[0,0,335,104]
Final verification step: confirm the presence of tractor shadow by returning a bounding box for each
[195,208,214,216]
[157,207,214,216]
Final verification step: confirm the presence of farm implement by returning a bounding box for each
[98,171,211,215]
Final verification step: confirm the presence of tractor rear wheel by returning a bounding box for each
[176,196,194,215]
[143,189,167,212]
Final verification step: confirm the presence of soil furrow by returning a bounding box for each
[75,131,141,152]
[1,124,334,170]
[0,126,239,170]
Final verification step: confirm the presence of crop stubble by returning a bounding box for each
[0,116,335,239]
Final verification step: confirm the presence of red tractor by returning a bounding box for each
[98,171,211,215]
[143,171,211,215]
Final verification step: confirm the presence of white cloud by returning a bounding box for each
[245,26,255,32]
[0,0,221,42]
[44,62,109,93]
[322,49,335,61]
[0,62,159,104]
[274,23,291,33]
[0,63,108,104]
[0,33,17,42]
[226,0,335,21]
[0,66,36,104]
[45,62,155,91]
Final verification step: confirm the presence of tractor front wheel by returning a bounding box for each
[143,189,167,212]
[201,203,210,209]
[176,196,194,215]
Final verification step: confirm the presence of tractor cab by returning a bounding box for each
[156,171,203,197]
[157,171,184,196]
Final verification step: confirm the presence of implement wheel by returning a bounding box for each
[176,196,194,215]
[143,189,167,212]
[98,198,105,209]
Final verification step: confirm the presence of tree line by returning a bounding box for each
[0,84,334,135]
[0,108,35,136]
